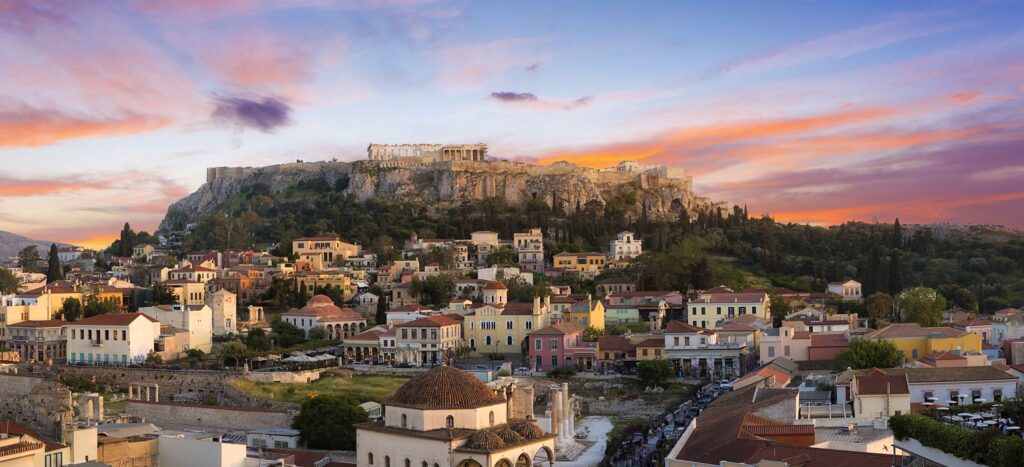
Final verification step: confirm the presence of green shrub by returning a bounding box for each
[890,413,1024,466]
[547,366,576,379]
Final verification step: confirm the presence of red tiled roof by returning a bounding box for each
[692,292,768,304]
[608,290,677,298]
[597,335,634,352]
[528,322,585,336]
[388,304,433,312]
[809,333,848,348]
[70,313,158,326]
[293,236,340,241]
[396,314,461,328]
[855,368,910,395]
[925,351,966,361]
[792,331,812,340]
[635,337,663,348]
[8,320,67,328]
[666,320,714,335]
[484,281,507,290]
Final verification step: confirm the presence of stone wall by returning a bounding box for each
[0,373,73,438]
[57,366,231,404]
[126,401,294,432]
[245,369,324,383]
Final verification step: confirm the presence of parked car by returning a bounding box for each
[474,364,489,370]
[396,362,414,368]
[514,367,532,376]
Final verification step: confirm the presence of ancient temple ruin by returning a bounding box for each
[367,143,487,162]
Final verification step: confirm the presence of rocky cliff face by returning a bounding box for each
[159,159,712,232]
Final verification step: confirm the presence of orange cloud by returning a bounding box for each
[0,109,169,148]
[947,91,980,102]
[66,233,119,251]
[772,191,1024,226]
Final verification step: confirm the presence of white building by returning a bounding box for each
[67,313,160,365]
[609,231,643,260]
[837,366,1019,409]
[992,308,1024,346]
[686,292,770,330]
[827,280,863,302]
[57,246,84,263]
[140,304,214,352]
[356,365,555,467]
[205,289,238,335]
[664,320,746,379]
[158,433,247,467]
[246,428,301,449]
[478,266,533,285]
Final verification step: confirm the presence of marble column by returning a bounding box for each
[145,385,151,401]
[95,396,104,422]
[128,384,133,400]
[562,382,572,438]
[550,388,561,440]
[154,384,159,402]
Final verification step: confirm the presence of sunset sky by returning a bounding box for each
[2,1,1023,249]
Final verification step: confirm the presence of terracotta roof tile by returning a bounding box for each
[385,366,503,410]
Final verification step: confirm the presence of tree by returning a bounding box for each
[936,284,978,311]
[887,250,903,295]
[271,319,306,347]
[0,267,20,294]
[637,359,674,387]
[246,327,272,351]
[833,339,904,371]
[151,282,179,305]
[292,394,368,450]
[582,326,604,342]
[83,296,119,318]
[61,297,84,322]
[17,245,40,272]
[891,218,903,249]
[308,326,327,340]
[899,287,946,327]
[768,294,792,327]
[865,292,893,321]
[486,246,516,266]
[185,348,205,368]
[46,244,64,282]
[221,340,249,367]
[865,245,883,296]
[144,350,163,366]
[414,275,456,308]
[119,223,136,257]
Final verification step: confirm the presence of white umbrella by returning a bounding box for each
[951,416,963,422]
[975,398,987,403]
[937,407,950,412]
[1008,426,1021,431]
[958,413,972,417]
[926,396,938,402]
[946,400,958,406]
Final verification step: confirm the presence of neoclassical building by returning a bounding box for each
[357,366,555,467]
[282,295,367,340]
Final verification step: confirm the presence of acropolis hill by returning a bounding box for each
[159,143,715,232]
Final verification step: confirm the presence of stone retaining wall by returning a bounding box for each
[126,401,295,432]
[0,373,73,438]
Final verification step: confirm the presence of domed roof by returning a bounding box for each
[307,294,335,306]
[466,431,505,450]
[508,419,546,439]
[385,366,504,410]
[493,425,524,445]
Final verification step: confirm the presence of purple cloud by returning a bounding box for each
[490,91,538,102]
[525,62,541,72]
[212,95,292,133]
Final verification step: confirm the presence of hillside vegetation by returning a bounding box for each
[174,177,1024,312]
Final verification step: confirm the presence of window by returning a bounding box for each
[446,415,454,428]
[489,411,495,426]
[950,391,959,405]
[751,306,757,314]
[431,329,437,340]
[401,413,407,428]
[506,321,513,330]
[535,339,542,350]
[784,345,790,357]
[683,337,690,346]
[642,348,649,357]
[385,456,390,467]
[485,336,492,346]
[405,460,410,467]
[401,329,407,339]
[550,339,558,349]
[369,453,374,465]
[768,347,775,357]
[536,355,542,369]
[923,391,933,400]
[911,349,918,359]
[551,355,558,367]
[525,320,533,330]
[506,336,513,345]
[994,389,1003,402]
[470,339,476,348]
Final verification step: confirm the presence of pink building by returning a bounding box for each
[759,327,811,364]
[527,322,595,371]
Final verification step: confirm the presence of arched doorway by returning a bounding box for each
[533,446,554,466]
[456,461,482,467]
[493,459,513,467]
[514,453,530,467]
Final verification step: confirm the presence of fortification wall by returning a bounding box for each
[126,401,294,432]
[0,373,73,438]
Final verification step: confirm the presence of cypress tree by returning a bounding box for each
[887,250,903,296]
[891,218,903,249]
[46,243,64,283]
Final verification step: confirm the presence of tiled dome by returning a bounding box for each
[466,431,505,450]
[386,366,504,410]
[509,420,546,439]
[307,294,335,306]
[493,425,524,445]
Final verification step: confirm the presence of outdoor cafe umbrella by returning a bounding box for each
[975,398,987,403]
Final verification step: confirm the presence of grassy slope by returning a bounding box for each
[230,374,409,404]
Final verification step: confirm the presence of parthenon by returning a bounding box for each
[367,143,487,162]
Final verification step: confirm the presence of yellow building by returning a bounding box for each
[564,299,605,330]
[635,337,665,360]
[294,271,352,299]
[866,323,983,361]
[552,252,607,277]
[292,236,361,271]
[464,285,551,356]
[163,280,206,306]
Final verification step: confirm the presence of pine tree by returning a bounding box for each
[46,243,64,283]
[891,218,903,249]
[887,250,903,296]
[865,245,883,296]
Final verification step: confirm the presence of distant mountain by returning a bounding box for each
[0,230,71,262]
